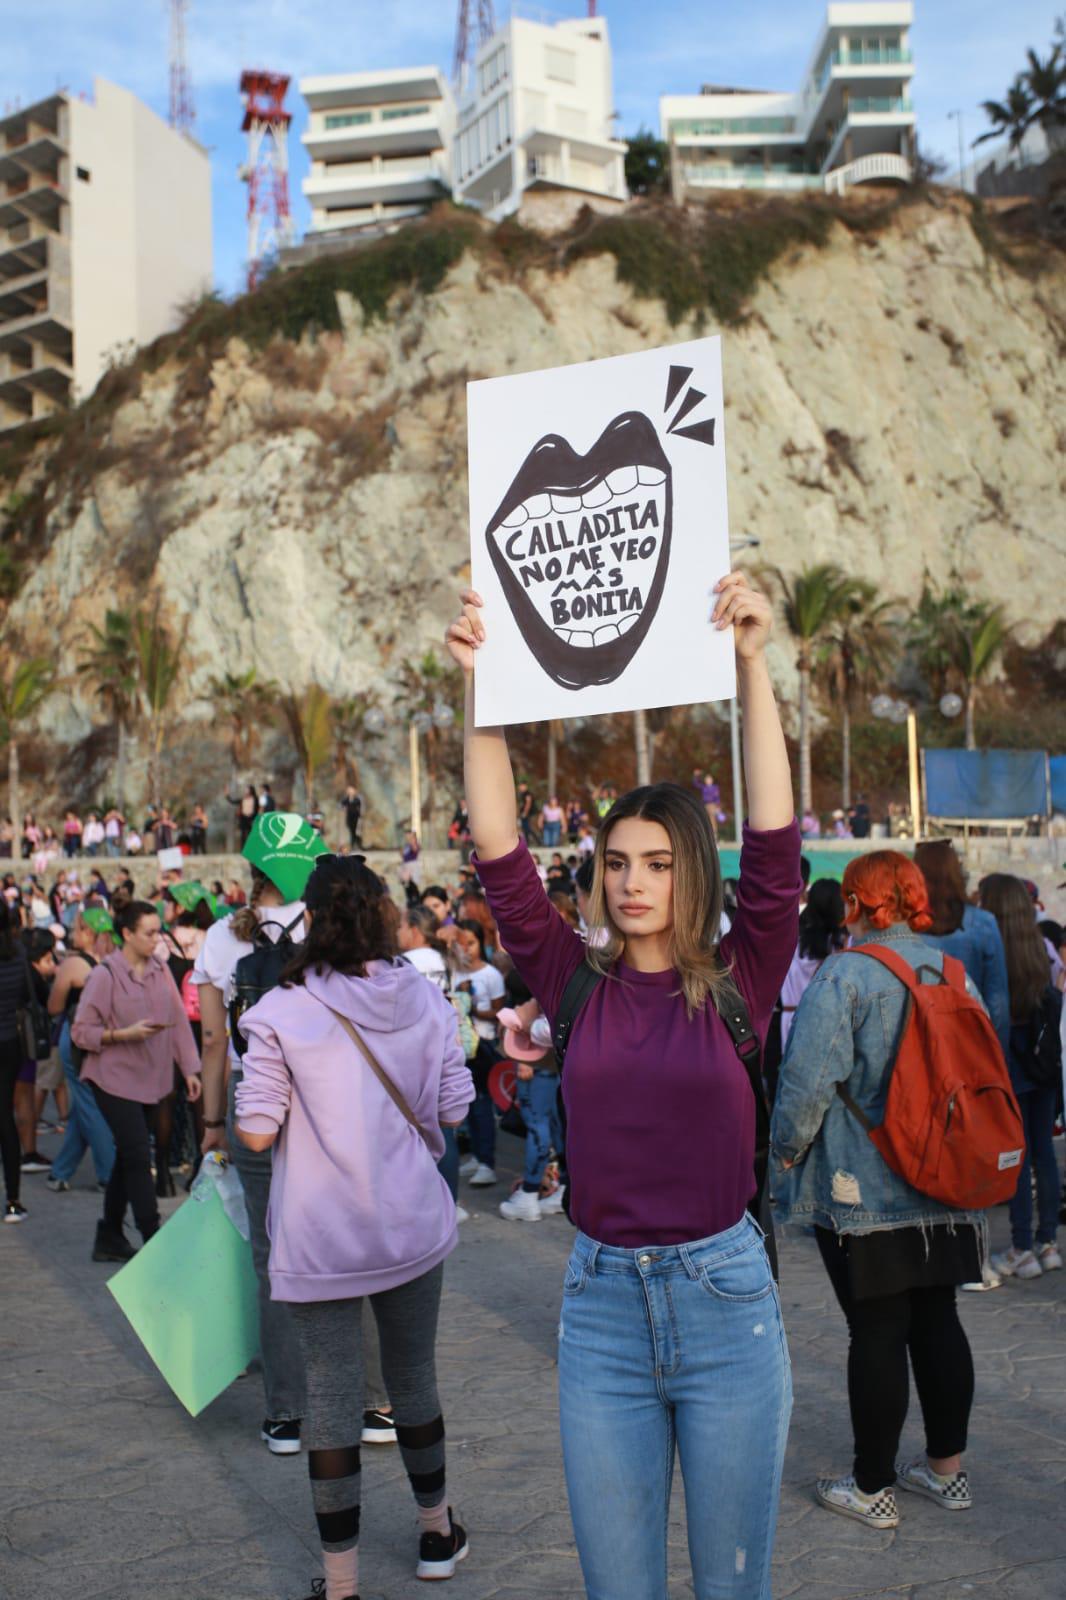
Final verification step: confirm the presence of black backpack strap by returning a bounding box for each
[553,961,604,1070]
[714,977,778,1281]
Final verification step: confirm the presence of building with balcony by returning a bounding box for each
[661,3,915,201]
[452,12,627,222]
[0,78,212,436]
[299,69,454,240]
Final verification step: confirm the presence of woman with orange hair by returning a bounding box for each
[772,851,985,1532]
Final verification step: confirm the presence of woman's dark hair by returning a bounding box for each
[549,890,581,929]
[979,873,1051,1022]
[798,879,847,960]
[0,899,15,962]
[22,926,56,962]
[114,899,159,940]
[454,917,487,961]
[421,885,449,905]
[914,840,967,937]
[1037,918,1064,950]
[283,855,396,984]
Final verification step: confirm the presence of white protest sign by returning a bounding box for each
[468,335,734,727]
[157,847,184,873]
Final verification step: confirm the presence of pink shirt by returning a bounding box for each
[73,951,201,1104]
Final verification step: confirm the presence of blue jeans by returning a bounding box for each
[1010,1085,1059,1250]
[438,1124,459,1200]
[518,1070,562,1189]
[50,1020,115,1185]
[558,1214,792,1600]
[542,820,562,847]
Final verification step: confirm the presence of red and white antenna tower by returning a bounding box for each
[168,0,195,134]
[239,70,294,290]
[453,0,497,84]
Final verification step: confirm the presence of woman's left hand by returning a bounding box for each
[186,1073,203,1103]
[712,571,773,660]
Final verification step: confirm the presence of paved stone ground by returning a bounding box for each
[2,1125,1063,1600]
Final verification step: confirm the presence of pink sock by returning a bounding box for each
[322,1545,359,1600]
[417,1499,451,1537]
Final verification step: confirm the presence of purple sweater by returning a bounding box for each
[235,961,474,1302]
[477,823,801,1246]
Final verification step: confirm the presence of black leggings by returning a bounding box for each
[91,1083,160,1242]
[816,1228,974,1493]
[0,1037,21,1203]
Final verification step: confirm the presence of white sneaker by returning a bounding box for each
[455,1204,470,1224]
[539,1186,567,1216]
[990,1246,1043,1280]
[468,1164,497,1187]
[960,1260,1002,1292]
[815,1474,899,1529]
[458,1155,478,1178]
[1035,1242,1062,1272]
[896,1456,972,1510]
[499,1188,541,1222]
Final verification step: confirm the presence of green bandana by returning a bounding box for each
[242,812,329,904]
[82,907,119,945]
[168,880,225,921]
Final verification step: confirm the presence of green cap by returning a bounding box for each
[242,812,329,904]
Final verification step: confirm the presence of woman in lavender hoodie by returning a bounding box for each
[235,855,474,1600]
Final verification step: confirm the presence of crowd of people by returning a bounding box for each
[1,572,1062,1600]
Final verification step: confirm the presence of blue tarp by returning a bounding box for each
[1050,756,1066,816]
[924,748,1049,820]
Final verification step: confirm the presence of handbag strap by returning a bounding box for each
[312,995,433,1152]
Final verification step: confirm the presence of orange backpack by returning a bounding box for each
[837,943,1024,1211]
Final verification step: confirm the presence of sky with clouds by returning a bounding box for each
[2,1,1059,295]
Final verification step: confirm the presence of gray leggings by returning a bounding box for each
[290,1264,446,1554]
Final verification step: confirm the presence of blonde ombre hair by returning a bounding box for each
[584,783,730,1017]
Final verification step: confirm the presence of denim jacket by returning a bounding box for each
[770,925,984,1236]
[923,903,1010,1058]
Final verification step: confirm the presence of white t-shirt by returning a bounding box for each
[459,961,506,1041]
[83,820,105,847]
[192,901,306,1060]
[403,946,450,992]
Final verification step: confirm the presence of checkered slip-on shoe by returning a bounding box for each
[815,1475,900,1529]
[896,1457,972,1510]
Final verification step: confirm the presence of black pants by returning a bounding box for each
[0,1037,22,1203]
[816,1227,974,1493]
[90,1083,160,1242]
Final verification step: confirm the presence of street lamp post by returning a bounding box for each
[948,109,966,192]
[409,702,455,846]
[727,537,761,843]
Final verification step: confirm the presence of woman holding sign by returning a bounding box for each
[446,571,800,1600]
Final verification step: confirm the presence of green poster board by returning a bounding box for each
[108,1185,260,1417]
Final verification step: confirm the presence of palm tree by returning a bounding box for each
[332,693,383,792]
[633,710,652,787]
[818,584,902,807]
[955,603,1013,750]
[974,78,1036,149]
[763,563,859,814]
[207,668,279,846]
[281,684,333,812]
[1022,44,1066,150]
[134,603,186,811]
[80,608,137,805]
[908,582,1012,749]
[546,717,565,799]
[398,650,462,844]
[0,658,55,848]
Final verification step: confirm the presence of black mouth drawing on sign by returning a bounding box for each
[486,411,673,690]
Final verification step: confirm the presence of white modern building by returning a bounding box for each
[453,13,627,221]
[661,2,916,199]
[300,69,454,238]
[0,78,212,435]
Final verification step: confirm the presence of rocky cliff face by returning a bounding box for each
[2,194,1064,832]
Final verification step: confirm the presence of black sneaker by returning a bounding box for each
[3,1201,27,1224]
[361,1407,398,1444]
[92,1223,136,1262]
[261,1418,301,1455]
[417,1509,468,1580]
[21,1152,50,1174]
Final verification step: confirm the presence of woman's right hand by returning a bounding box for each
[445,589,486,674]
[119,1019,165,1044]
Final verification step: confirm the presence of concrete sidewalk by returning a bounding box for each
[1,1127,1063,1600]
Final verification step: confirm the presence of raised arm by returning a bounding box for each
[713,572,793,831]
[446,588,520,863]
